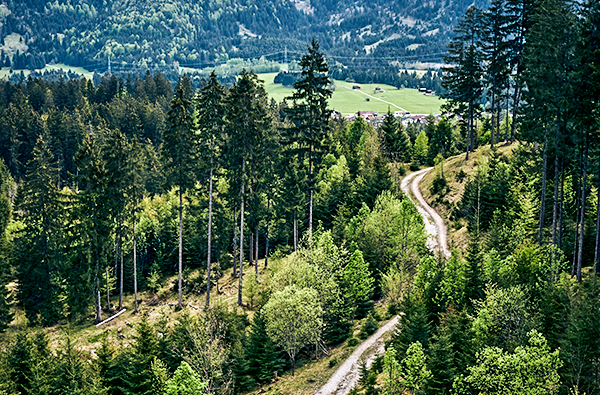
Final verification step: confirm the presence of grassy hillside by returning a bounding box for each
[419,143,516,253]
[260,73,444,114]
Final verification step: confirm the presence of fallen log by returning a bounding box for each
[96,308,127,328]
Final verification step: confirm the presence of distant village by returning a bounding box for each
[332,84,442,127]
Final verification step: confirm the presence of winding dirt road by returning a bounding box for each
[400,167,451,258]
[314,168,450,395]
[315,316,399,395]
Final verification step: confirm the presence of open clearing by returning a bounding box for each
[259,73,444,115]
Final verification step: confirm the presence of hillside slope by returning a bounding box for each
[1,0,489,72]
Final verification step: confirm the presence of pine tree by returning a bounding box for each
[441,6,485,160]
[196,71,225,308]
[284,39,332,239]
[246,310,284,384]
[163,84,197,307]
[379,108,399,160]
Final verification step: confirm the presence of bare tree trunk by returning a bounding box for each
[265,198,271,268]
[95,276,102,324]
[504,91,510,142]
[466,102,472,161]
[576,132,589,282]
[510,85,521,143]
[309,139,314,241]
[238,162,245,307]
[233,208,238,277]
[538,129,548,242]
[249,228,254,267]
[118,220,123,310]
[216,261,220,294]
[490,83,496,149]
[133,217,138,313]
[558,158,565,249]
[105,266,110,312]
[178,185,183,307]
[255,226,259,276]
[595,162,600,274]
[293,210,298,252]
[572,148,583,277]
[206,142,214,308]
[551,153,560,246]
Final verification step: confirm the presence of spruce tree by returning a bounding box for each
[246,310,284,384]
[196,71,225,308]
[379,108,399,160]
[284,39,332,239]
[15,136,65,325]
[163,85,197,308]
[441,6,485,160]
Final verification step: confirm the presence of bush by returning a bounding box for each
[347,337,360,347]
[328,357,338,368]
[431,175,448,196]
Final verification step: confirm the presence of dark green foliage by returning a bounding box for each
[358,312,379,340]
[123,316,160,395]
[390,292,431,361]
[347,337,360,347]
[245,310,284,384]
[0,160,13,332]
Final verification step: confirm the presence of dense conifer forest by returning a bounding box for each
[0,0,598,394]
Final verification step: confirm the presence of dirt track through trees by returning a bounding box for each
[314,315,399,395]
[400,167,451,257]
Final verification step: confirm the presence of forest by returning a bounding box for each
[0,0,488,73]
[0,0,599,392]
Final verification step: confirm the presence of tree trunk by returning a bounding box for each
[216,261,220,294]
[595,162,600,274]
[249,227,254,267]
[309,138,314,241]
[133,216,138,313]
[118,220,123,310]
[538,129,548,242]
[255,226,259,276]
[178,185,183,307]
[95,276,102,324]
[490,84,496,149]
[238,162,245,307]
[466,102,472,161]
[105,266,110,312]
[293,210,298,252]
[576,132,589,282]
[510,85,521,143]
[233,208,238,277]
[558,158,565,249]
[572,148,583,277]
[265,198,271,268]
[206,142,214,308]
[504,91,510,142]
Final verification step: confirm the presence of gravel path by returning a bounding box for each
[315,316,399,395]
[400,168,451,257]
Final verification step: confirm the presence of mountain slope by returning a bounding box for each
[1,0,489,72]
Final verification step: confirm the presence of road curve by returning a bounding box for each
[315,315,399,395]
[400,168,451,258]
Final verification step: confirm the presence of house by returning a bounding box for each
[353,85,361,90]
[418,87,427,93]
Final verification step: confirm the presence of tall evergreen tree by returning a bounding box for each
[163,85,197,307]
[196,71,226,308]
[442,6,485,160]
[285,39,332,239]
[15,136,66,325]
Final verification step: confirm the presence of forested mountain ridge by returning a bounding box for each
[1,0,489,72]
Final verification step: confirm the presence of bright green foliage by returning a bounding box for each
[381,263,412,308]
[165,361,207,395]
[315,154,352,229]
[150,357,169,395]
[345,191,427,281]
[262,285,323,374]
[383,346,402,395]
[242,270,259,308]
[343,250,374,315]
[430,116,454,159]
[413,131,429,165]
[473,284,539,351]
[438,251,467,310]
[400,341,432,395]
[463,330,561,394]
[358,312,379,340]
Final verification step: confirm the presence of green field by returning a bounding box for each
[258,73,444,115]
[0,63,93,79]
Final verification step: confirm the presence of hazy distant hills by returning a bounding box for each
[0,0,489,73]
